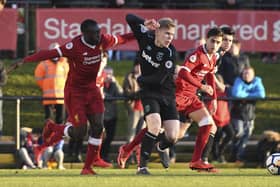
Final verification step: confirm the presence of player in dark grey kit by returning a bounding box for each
[126,13,180,175]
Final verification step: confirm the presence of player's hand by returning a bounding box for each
[7,60,24,74]
[209,99,217,115]
[200,84,214,96]
[144,19,160,30]
[137,76,144,87]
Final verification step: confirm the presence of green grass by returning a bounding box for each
[2,57,280,137]
[0,168,278,187]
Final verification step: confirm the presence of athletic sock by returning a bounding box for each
[123,128,147,152]
[83,144,99,169]
[157,131,173,150]
[191,125,212,162]
[201,133,215,162]
[83,136,102,169]
[139,131,157,168]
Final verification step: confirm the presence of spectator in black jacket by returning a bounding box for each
[218,39,250,87]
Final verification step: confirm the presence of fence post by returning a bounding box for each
[15,98,21,150]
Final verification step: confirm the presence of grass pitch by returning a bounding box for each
[0,167,278,187]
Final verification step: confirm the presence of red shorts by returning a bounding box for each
[176,94,204,116]
[65,86,104,126]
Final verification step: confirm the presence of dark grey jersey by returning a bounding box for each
[126,14,176,97]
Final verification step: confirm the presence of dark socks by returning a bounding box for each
[139,131,157,168]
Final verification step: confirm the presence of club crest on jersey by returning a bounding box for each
[189,54,197,63]
[165,60,173,69]
[156,52,164,61]
[66,42,73,50]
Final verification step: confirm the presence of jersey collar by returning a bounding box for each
[81,36,96,49]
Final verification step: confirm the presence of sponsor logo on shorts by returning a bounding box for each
[144,104,151,113]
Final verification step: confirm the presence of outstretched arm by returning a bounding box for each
[7,49,60,73]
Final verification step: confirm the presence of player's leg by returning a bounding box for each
[157,119,179,168]
[117,127,147,168]
[85,113,112,167]
[201,124,217,162]
[137,99,162,175]
[188,107,214,169]
[177,122,192,139]
[137,113,161,175]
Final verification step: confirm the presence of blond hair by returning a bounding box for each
[158,17,175,29]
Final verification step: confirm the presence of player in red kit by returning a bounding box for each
[175,27,223,171]
[10,19,134,175]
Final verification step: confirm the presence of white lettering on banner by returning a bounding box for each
[44,18,80,40]
[174,20,267,41]
[43,18,268,42]
[273,20,280,42]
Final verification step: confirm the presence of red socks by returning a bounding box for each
[83,144,99,169]
[123,128,147,152]
[191,125,212,162]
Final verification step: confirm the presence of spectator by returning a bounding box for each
[211,74,234,163]
[231,67,266,163]
[218,39,250,87]
[123,59,143,142]
[18,127,42,169]
[122,59,144,164]
[34,43,68,167]
[0,60,7,137]
[185,37,206,59]
[42,140,65,170]
[100,66,123,162]
[34,42,68,125]
[261,52,278,64]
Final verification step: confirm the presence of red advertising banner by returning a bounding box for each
[0,9,18,50]
[37,8,280,52]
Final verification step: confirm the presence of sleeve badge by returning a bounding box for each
[189,54,197,63]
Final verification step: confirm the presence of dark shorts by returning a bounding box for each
[141,95,179,121]
[65,87,104,126]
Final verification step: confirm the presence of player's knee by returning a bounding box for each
[166,135,177,145]
[90,122,104,137]
[210,124,217,134]
[198,116,214,127]
[72,125,87,139]
[165,132,178,144]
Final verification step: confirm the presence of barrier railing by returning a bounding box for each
[0,96,279,150]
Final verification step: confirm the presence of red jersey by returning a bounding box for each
[176,45,218,98]
[24,33,134,90]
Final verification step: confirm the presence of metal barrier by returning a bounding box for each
[0,96,279,151]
